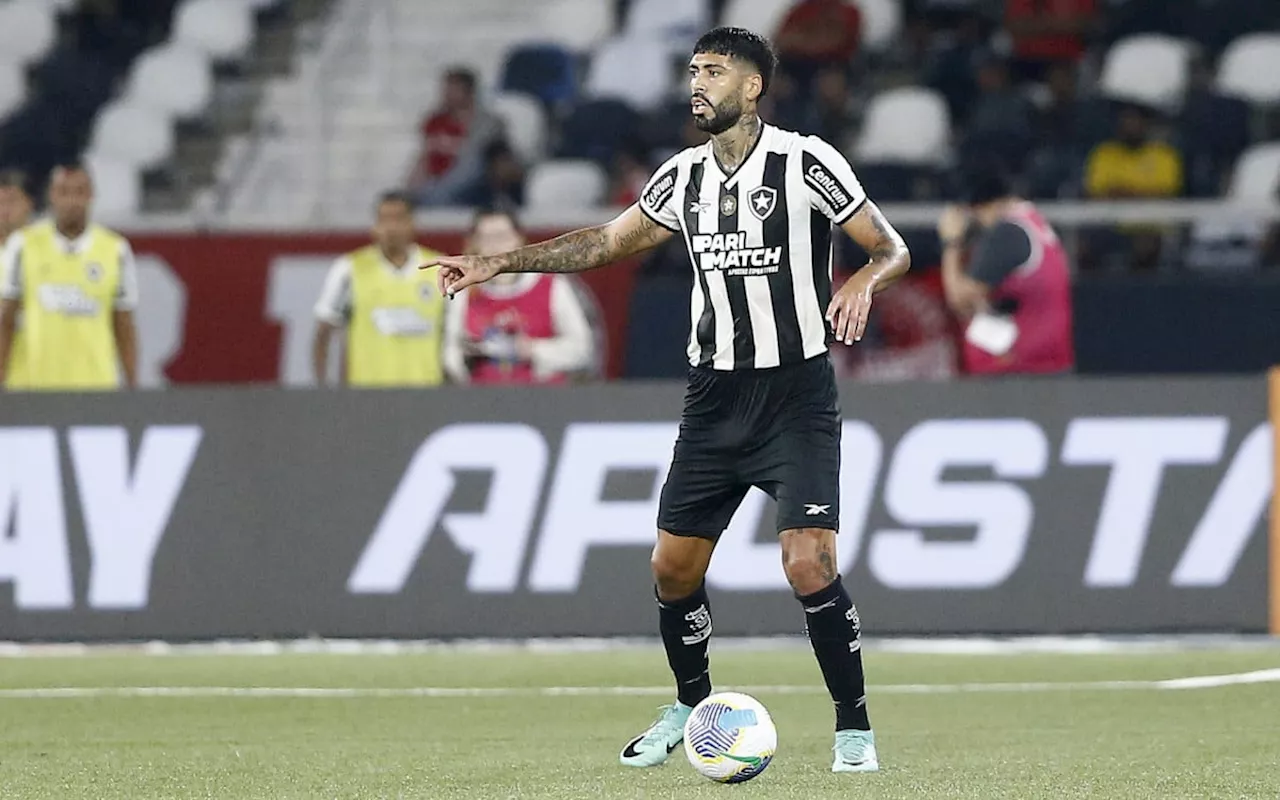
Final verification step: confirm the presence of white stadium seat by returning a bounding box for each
[857,0,903,51]
[720,0,794,37]
[1215,34,1280,106]
[854,87,951,165]
[1226,142,1280,200]
[585,35,674,110]
[174,0,255,63]
[626,0,709,39]
[0,63,27,120]
[490,91,548,163]
[539,0,617,51]
[125,44,214,120]
[88,102,175,170]
[0,1,56,68]
[526,159,607,208]
[82,154,142,220]
[1099,35,1193,112]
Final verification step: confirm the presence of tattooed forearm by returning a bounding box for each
[844,202,911,291]
[499,226,614,274]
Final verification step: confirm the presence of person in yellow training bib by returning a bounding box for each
[0,170,34,388]
[0,162,139,391]
[312,190,447,387]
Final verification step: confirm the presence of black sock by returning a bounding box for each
[798,575,870,731]
[657,583,713,708]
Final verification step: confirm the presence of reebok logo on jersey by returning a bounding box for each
[691,231,783,276]
[643,168,677,213]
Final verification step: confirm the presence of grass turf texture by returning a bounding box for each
[0,646,1278,799]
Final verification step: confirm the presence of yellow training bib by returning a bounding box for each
[346,245,446,387]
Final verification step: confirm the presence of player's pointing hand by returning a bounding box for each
[421,254,501,298]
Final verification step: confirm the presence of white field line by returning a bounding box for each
[1,669,1278,700]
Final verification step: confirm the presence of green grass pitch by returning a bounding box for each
[1,642,1278,799]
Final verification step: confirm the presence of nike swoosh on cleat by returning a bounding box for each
[621,737,644,759]
[666,741,680,753]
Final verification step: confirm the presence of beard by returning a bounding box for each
[693,95,743,135]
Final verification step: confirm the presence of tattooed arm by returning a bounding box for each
[425,204,675,297]
[826,201,911,344]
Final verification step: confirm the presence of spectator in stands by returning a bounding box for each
[456,140,526,209]
[773,0,863,92]
[0,162,139,391]
[1085,104,1183,200]
[312,191,447,387]
[938,162,1075,375]
[411,67,500,205]
[1083,104,1183,270]
[922,7,992,124]
[961,52,1035,171]
[807,64,862,145]
[609,144,652,208]
[1003,0,1099,82]
[1026,61,1084,197]
[443,208,597,385]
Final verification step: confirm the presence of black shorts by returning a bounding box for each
[657,354,841,539]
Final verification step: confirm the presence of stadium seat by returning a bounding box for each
[1215,34,1280,106]
[0,1,57,68]
[87,102,175,170]
[499,44,578,109]
[0,63,26,121]
[539,0,617,51]
[1226,142,1280,200]
[720,0,795,36]
[858,0,903,52]
[558,99,642,163]
[854,87,951,166]
[83,154,141,219]
[526,159,607,208]
[584,36,675,111]
[490,91,548,164]
[173,0,255,63]
[625,0,710,40]
[1099,35,1194,112]
[124,44,214,121]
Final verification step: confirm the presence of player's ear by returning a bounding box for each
[745,72,763,103]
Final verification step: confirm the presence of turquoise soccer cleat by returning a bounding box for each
[619,702,693,768]
[831,729,880,773]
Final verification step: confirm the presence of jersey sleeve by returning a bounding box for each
[114,240,140,311]
[0,233,23,301]
[801,136,868,225]
[314,257,354,325]
[637,153,683,232]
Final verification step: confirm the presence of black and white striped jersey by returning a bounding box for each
[639,123,867,371]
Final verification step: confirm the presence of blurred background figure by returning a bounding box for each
[0,163,137,391]
[773,0,863,95]
[443,208,598,385]
[0,170,34,389]
[940,162,1074,376]
[312,190,446,388]
[410,67,501,206]
[1082,103,1184,270]
[455,140,527,209]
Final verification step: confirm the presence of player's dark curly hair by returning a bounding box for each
[693,27,778,98]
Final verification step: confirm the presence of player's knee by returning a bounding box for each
[650,549,704,599]
[778,545,829,596]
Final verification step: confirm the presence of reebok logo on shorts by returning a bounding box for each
[804,504,831,516]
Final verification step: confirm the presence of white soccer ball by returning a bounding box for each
[683,692,777,783]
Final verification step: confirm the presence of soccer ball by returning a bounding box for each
[683,692,777,783]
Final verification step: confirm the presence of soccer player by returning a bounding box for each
[0,162,139,391]
[312,191,447,387]
[0,170,34,388]
[424,27,909,773]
